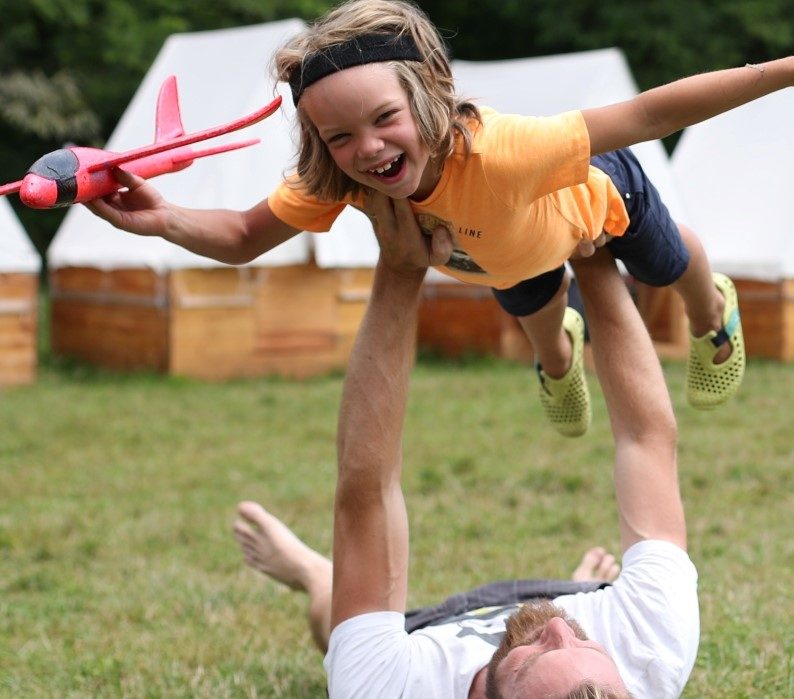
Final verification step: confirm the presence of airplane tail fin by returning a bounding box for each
[154,75,185,142]
[0,181,23,198]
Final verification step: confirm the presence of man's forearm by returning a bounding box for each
[336,261,424,485]
[572,252,686,551]
[329,259,424,626]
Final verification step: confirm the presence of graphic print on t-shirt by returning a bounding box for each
[436,604,521,648]
[417,213,487,275]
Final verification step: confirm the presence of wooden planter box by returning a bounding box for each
[418,277,789,364]
[731,278,794,360]
[0,273,38,386]
[50,264,374,380]
[418,283,503,358]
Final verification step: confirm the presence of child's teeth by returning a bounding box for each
[372,155,400,174]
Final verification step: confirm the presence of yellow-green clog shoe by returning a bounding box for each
[687,273,745,409]
[537,307,591,437]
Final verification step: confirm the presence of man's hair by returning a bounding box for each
[489,679,630,699]
[563,682,633,699]
[272,0,480,200]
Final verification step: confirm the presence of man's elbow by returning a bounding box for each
[221,248,260,265]
[336,451,401,500]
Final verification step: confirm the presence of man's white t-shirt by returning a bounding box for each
[324,540,699,699]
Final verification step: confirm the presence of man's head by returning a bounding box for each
[485,601,630,699]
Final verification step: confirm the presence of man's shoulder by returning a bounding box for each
[556,541,700,698]
[554,540,698,638]
[325,610,491,699]
[621,539,697,578]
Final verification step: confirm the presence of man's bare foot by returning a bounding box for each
[571,546,621,583]
[232,501,331,593]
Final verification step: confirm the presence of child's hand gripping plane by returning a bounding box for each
[0,75,281,209]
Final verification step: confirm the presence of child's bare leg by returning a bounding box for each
[233,501,333,652]
[571,546,621,583]
[672,224,730,363]
[517,272,572,377]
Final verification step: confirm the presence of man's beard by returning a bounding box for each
[484,601,589,698]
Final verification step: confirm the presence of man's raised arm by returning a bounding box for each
[573,251,687,552]
[330,195,452,629]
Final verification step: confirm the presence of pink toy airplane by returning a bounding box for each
[0,75,282,209]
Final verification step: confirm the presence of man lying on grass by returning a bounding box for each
[233,194,698,698]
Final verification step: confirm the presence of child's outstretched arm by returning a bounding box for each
[583,56,794,156]
[85,168,301,265]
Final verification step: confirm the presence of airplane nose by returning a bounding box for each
[20,175,59,209]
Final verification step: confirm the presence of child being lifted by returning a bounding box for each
[87,0,781,435]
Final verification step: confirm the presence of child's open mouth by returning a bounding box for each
[369,154,405,180]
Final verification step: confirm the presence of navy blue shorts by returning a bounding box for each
[492,148,690,317]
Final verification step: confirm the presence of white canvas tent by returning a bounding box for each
[420,48,689,360]
[48,20,378,379]
[1,199,40,274]
[0,199,40,384]
[672,90,794,281]
[672,90,794,359]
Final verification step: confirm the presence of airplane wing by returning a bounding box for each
[0,181,23,197]
[87,94,282,173]
[170,138,260,165]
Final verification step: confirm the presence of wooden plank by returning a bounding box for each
[169,306,257,379]
[0,274,38,385]
[168,266,374,379]
[0,313,36,347]
[169,269,262,379]
[634,282,688,350]
[733,278,787,360]
[0,313,36,386]
[784,280,794,361]
[51,267,163,298]
[0,272,38,298]
[247,266,372,377]
[50,268,169,372]
[336,269,374,350]
[255,265,341,362]
[170,267,257,306]
[418,283,503,358]
[0,273,37,316]
[255,265,339,330]
[51,300,168,371]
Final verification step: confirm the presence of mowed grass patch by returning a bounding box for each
[0,357,792,697]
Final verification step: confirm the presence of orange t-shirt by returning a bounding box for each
[268,108,630,290]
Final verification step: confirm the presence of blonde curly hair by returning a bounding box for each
[273,0,480,200]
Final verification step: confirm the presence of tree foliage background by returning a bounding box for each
[1,0,792,259]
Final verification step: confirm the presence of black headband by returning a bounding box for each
[289,32,423,105]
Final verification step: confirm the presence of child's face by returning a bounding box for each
[302,63,439,200]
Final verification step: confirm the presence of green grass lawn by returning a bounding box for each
[1,354,792,697]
